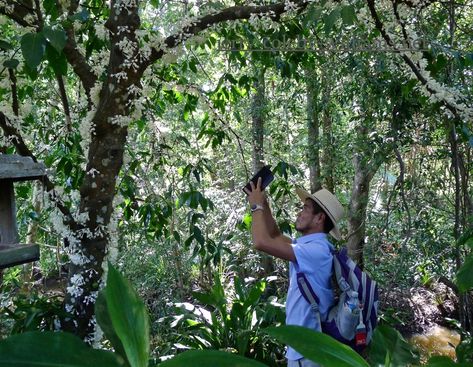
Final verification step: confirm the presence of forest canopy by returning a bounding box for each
[0,0,472,365]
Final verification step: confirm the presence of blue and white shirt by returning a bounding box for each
[285,232,334,361]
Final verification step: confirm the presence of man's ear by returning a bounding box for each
[312,212,325,225]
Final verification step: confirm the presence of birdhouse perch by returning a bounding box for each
[0,154,45,269]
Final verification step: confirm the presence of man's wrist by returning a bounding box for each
[250,203,264,213]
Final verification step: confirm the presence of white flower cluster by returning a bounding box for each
[94,23,109,41]
[112,71,128,82]
[116,37,140,70]
[79,108,97,165]
[66,273,85,298]
[90,49,109,77]
[87,168,101,177]
[284,0,299,12]
[1,1,14,14]
[109,114,132,127]
[114,0,137,14]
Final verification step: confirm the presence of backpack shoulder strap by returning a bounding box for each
[294,262,322,329]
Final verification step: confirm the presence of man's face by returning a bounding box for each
[295,199,323,233]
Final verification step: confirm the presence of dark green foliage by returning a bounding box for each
[163,274,286,365]
[368,325,420,367]
[1,264,472,366]
[159,350,268,367]
[0,331,126,367]
[456,229,473,293]
[266,325,369,367]
[1,292,64,335]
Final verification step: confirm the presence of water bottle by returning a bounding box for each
[355,306,367,347]
[345,291,359,314]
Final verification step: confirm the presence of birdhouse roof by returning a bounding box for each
[0,154,46,181]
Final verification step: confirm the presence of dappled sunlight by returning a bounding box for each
[409,326,460,363]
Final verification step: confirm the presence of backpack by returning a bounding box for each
[296,247,378,352]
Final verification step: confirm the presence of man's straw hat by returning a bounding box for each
[296,187,344,241]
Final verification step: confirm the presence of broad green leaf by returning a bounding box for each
[0,40,12,50]
[20,32,47,69]
[341,5,357,25]
[46,43,68,75]
[3,59,19,69]
[323,9,340,34]
[368,325,420,367]
[159,350,267,367]
[0,331,125,367]
[265,325,369,367]
[106,263,150,367]
[43,26,67,53]
[456,254,473,293]
[243,280,265,309]
[95,291,128,361]
[306,5,323,24]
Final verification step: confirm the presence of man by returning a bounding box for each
[244,178,344,367]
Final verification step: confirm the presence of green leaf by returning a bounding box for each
[341,5,357,25]
[105,263,150,367]
[323,9,340,34]
[368,325,420,367]
[0,40,12,50]
[193,226,205,245]
[243,280,265,309]
[46,43,68,75]
[43,0,59,20]
[306,5,323,23]
[0,331,125,367]
[265,325,369,367]
[43,26,67,53]
[20,32,47,69]
[3,59,19,69]
[456,255,473,293]
[95,291,128,361]
[159,350,267,367]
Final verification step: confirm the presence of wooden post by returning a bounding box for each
[0,154,43,270]
[0,179,19,244]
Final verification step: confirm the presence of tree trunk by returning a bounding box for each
[347,121,381,265]
[251,67,274,276]
[322,104,334,192]
[252,68,265,174]
[62,1,142,339]
[447,122,472,331]
[305,68,322,193]
[347,154,375,266]
[320,67,335,192]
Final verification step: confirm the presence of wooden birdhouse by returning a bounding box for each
[0,154,45,269]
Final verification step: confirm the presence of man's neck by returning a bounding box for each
[300,228,323,236]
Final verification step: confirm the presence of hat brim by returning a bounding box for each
[296,187,342,241]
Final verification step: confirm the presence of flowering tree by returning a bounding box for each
[0,0,471,341]
[0,0,318,340]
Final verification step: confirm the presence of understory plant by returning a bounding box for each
[0,261,472,367]
[161,274,286,365]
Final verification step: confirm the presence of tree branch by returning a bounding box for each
[139,0,310,74]
[56,74,73,132]
[366,0,465,120]
[0,0,36,28]
[8,68,19,116]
